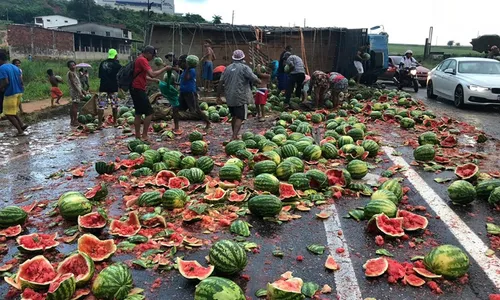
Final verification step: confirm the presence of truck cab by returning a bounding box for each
[360,33,389,85]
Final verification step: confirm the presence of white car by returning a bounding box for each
[426,57,500,108]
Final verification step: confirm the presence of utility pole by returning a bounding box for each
[231,10,234,26]
[304,18,306,28]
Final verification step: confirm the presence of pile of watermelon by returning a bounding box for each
[1,83,496,299]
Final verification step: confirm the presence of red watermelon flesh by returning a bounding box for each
[440,135,457,148]
[21,288,46,300]
[109,211,141,237]
[204,188,226,202]
[228,191,247,202]
[84,184,104,199]
[405,274,426,287]
[177,258,214,280]
[326,169,346,187]
[17,233,59,251]
[363,257,388,277]
[279,183,297,199]
[375,214,405,237]
[155,170,176,186]
[78,212,106,230]
[387,259,406,281]
[19,256,57,284]
[57,254,90,281]
[271,277,303,293]
[168,176,190,189]
[0,225,22,237]
[48,273,73,293]
[396,210,428,231]
[454,163,479,180]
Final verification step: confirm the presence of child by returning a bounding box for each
[67,61,84,126]
[255,64,270,122]
[178,55,210,133]
[47,69,63,106]
[13,59,24,113]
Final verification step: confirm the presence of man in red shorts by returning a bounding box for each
[255,64,270,122]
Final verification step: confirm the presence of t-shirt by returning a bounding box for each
[98,59,122,93]
[271,60,279,79]
[132,55,152,91]
[0,64,23,96]
[180,68,197,93]
[286,55,305,74]
[220,61,259,107]
[213,65,226,74]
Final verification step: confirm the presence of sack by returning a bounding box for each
[117,60,135,92]
[81,94,97,115]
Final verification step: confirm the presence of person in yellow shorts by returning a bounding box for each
[0,53,27,136]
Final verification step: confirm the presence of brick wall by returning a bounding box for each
[8,24,74,60]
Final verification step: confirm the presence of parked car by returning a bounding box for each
[427,57,500,108]
[379,56,429,87]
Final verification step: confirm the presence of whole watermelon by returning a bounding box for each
[195,277,245,300]
[186,55,200,68]
[209,240,247,274]
[92,263,133,300]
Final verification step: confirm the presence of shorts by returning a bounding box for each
[254,88,268,105]
[98,93,119,109]
[354,61,364,74]
[202,61,214,81]
[50,87,63,99]
[130,88,153,116]
[229,105,247,120]
[213,72,222,81]
[179,92,200,112]
[3,93,22,115]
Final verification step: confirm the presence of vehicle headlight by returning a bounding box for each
[410,70,417,76]
[468,85,490,92]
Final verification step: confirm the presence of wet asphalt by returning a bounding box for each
[0,90,500,299]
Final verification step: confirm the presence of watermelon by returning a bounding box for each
[56,252,95,288]
[279,182,297,199]
[276,161,296,181]
[476,179,500,199]
[162,151,183,170]
[364,199,397,219]
[321,143,338,159]
[418,132,439,145]
[235,149,254,161]
[488,187,500,206]
[288,173,311,190]
[363,257,388,277]
[153,162,169,172]
[46,273,76,300]
[94,161,115,175]
[253,160,277,176]
[267,274,304,300]
[248,195,282,217]
[132,167,153,177]
[396,210,428,231]
[194,277,245,300]
[225,158,244,170]
[92,263,133,300]
[272,134,288,146]
[17,255,58,290]
[196,156,215,174]
[191,141,208,156]
[306,170,328,191]
[230,220,251,237]
[361,140,380,157]
[0,206,28,228]
[219,164,242,181]
[400,117,415,129]
[413,145,436,162]
[311,113,323,123]
[204,187,227,203]
[423,245,469,278]
[186,168,206,184]
[448,180,476,205]
[162,189,188,210]
[177,258,214,280]
[209,240,247,274]
[346,159,368,180]
[109,211,141,237]
[186,55,200,67]
[295,140,312,152]
[17,232,59,253]
[326,169,350,187]
[78,212,107,233]
[142,149,160,167]
[134,144,150,154]
[254,173,280,193]
[155,170,176,186]
[366,213,404,237]
[58,192,92,221]
[337,136,354,148]
[284,157,304,173]
[371,189,399,205]
[303,145,322,161]
[380,179,403,202]
[281,144,299,158]
[347,128,364,141]
[454,163,479,181]
[77,234,117,262]
[225,140,246,155]
[189,131,204,142]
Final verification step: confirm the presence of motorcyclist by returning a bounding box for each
[399,50,419,69]
[394,50,419,91]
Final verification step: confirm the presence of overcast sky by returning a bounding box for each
[176,0,498,46]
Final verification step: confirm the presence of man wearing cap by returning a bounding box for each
[131,45,172,141]
[487,46,500,59]
[216,50,261,141]
[98,48,122,126]
[201,39,216,93]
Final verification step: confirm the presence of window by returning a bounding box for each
[447,60,457,72]
[438,60,451,71]
[46,19,51,22]
[458,61,500,74]
[106,32,111,37]
[35,18,43,24]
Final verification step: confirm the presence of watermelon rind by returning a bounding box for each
[47,273,76,300]
[423,245,470,279]
[57,252,95,287]
[91,263,133,300]
[194,277,245,300]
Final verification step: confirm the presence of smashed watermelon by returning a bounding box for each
[326,169,348,187]
[155,170,176,187]
[109,211,141,237]
[279,183,297,199]
[363,257,388,277]
[454,163,479,181]
[228,191,248,202]
[396,210,428,231]
[168,176,190,189]
[367,213,405,237]
[177,258,214,280]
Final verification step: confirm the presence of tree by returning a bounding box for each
[212,15,222,24]
[184,13,206,23]
[447,40,454,47]
[455,42,461,46]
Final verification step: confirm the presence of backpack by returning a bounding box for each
[116,60,137,92]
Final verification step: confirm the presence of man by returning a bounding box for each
[98,48,122,126]
[212,65,226,89]
[67,60,85,126]
[487,46,500,59]
[131,45,172,141]
[284,53,306,108]
[47,69,63,106]
[0,53,27,136]
[217,50,261,140]
[278,46,292,91]
[354,44,368,84]
[165,52,178,67]
[201,39,216,93]
[269,59,279,83]
[399,50,418,69]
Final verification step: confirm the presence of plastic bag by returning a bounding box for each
[159,70,179,107]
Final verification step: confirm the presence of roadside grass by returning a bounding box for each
[389,44,481,57]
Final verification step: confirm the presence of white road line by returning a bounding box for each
[382,146,500,290]
[323,203,363,300]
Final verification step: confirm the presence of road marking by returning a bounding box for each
[382,146,500,290]
[323,203,363,300]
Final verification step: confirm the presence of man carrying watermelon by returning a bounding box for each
[131,45,172,141]
[277,46,292,91]
[216,50,261,140]
[283,53,306,109]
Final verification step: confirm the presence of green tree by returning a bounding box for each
[212,15,222,24]
[184,13,206,23]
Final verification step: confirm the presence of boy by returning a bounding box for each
[178,55,210,134]
[67,60,85,126]
[201,39,216,93]
[255,64,270,122]
[47,69,63,106]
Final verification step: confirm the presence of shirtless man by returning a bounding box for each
[47,69,63,106]
[255,64,270,122]
[201,39,216,93]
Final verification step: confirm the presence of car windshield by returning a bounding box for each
[458,61,500,74]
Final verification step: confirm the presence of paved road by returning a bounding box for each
[0,98,500,299]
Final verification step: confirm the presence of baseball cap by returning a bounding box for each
[232,50,245,61]
[108,49,118,59]
[143,45,157,56]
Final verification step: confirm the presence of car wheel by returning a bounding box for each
[454,85,465,108]
[427,81,437,99]
[420,81,427,88]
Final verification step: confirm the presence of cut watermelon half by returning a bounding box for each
[17,232,60,253]
[0,225,23,237]
[366,213,405,237]
[363,257,388,277]
[325,255,339,271]
[454,163,479,181]
[109,211,141,237]
[279,183,298,199]
[177,258,214,280]
[440,135,457,148]
[204,187,227,203]
[326,169,347,187]
[168,176,190,189]
[155,170,176,187]
[228,191,248,202]
[267,274,304,299]
[396,210,428,231]
[77,212,107,233]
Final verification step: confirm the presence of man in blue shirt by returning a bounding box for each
[175,55,210,134]
[0,53,27,136]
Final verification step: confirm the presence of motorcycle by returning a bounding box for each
[393,65,419,92]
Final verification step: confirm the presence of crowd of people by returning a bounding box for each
[0,42,353,141]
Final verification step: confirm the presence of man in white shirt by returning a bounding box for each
[400,50,419,69]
